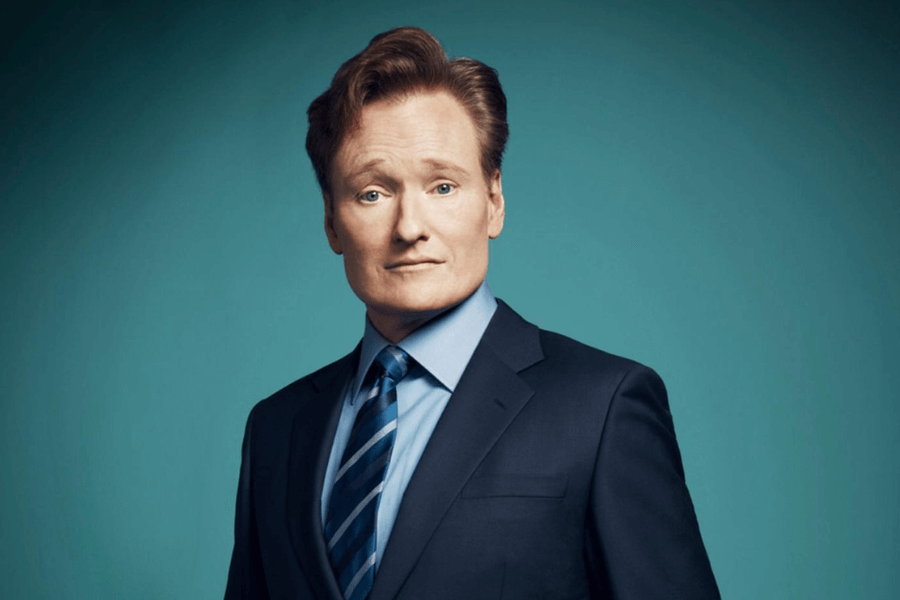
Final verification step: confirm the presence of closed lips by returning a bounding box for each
[387,260,442,269]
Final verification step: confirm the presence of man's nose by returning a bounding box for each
[393,192,429,244]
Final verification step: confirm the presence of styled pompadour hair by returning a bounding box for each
[305,26,508,197]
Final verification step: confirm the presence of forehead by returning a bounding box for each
[333,91,481,179]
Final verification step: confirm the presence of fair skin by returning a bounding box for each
[324,90,505,343]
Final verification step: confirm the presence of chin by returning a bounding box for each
[373,297,453,317]
[367,289,469,318]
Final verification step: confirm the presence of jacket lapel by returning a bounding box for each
[286,347,360,600]
[370,301,544,600]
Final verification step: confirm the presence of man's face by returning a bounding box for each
[325,90,505,340]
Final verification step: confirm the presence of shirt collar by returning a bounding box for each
[350,281,498,403]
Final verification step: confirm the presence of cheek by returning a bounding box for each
[343,240,380,277]
[449,222,491,266]
[334,232,374,281]
[335,214,378,256]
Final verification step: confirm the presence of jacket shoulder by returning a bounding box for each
[538,327,658,377]
[491,299,658,384]
[526,327,668,406]
[248,347,358,423]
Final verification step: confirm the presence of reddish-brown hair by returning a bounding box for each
[305,26,508,197]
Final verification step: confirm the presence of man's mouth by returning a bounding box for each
[386,259,443,270]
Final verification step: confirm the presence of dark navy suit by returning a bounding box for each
[224,300,720,599]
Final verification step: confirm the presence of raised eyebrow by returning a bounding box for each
[421,158,468,177]
[345,158,386,180]
[344,161,399,189]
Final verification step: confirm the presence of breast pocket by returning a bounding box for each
[460,474,567,499]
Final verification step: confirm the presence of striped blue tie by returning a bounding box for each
[325,345,411,600]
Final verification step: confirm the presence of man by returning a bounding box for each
[225,26,719,600]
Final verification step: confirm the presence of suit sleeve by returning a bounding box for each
[586,366,720,599]
[224,406,269,599]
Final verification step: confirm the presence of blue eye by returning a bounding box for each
[362,190,381,202]
[436,183,454,195]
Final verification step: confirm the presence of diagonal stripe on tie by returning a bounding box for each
[334,420,397,482]
[327,482,384,550]
[325,345,411,600]
[344,552,377,600]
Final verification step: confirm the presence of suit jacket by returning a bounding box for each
[224,300,720,599]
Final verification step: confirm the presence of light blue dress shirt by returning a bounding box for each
[320,281,498,567]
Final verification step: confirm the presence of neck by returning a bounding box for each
[366,307,446,343]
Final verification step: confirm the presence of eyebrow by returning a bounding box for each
[421,158,466,173]
[341,159,392,190]
[347,158,387,178]
[345,157,469,180]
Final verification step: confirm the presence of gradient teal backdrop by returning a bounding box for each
[2,1,898,598]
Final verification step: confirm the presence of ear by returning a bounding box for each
[487,170,505,239]
[323,193,343,255]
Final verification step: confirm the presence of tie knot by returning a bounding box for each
[374,345,411,383]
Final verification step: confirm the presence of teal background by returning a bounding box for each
[2,0,898,598]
